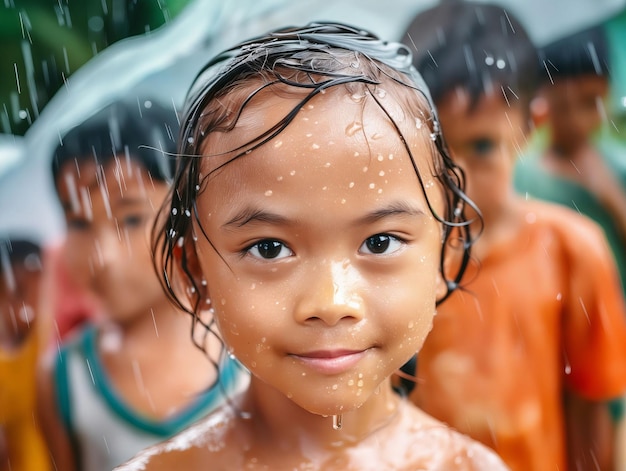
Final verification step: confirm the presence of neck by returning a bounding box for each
[100,300,194,352]
[240,376,402,452]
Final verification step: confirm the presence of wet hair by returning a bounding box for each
[539,23,609,83]
[0,238,42,291]
[51,98,179,193]
[153,21,480,356]
[402,0,539,111]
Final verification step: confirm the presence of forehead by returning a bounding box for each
[201,81,434,173]
[437,88,526,129]
[56,157,157,204]
[196,84,442,215]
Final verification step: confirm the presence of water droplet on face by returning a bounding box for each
[378,170,385,177]
[348,182,355,188]
[369,183,375,189]
[311,143,320,150]
[264,190,273,196]
[376,89,387,98]
[274,140,283,148]
[347,379,354,386]
[345,121,363,136]
[362,166,368,173]
[332,384,338,390]
[290,170,296,176]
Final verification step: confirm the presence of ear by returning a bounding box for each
[435,271,448,301]
[172,235,208,310]
[530,95,549,129]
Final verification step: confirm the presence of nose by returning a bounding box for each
[293,260,365,326]
[91,227,123,273]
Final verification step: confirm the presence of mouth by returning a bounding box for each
[290,349,369,375]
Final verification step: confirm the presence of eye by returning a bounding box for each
[66,218,89,231]
[359,234,404,255]
[121,214,145,228]
[247,239,293,260]
[470,138,496,156]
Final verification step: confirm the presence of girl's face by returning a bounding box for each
[189,85,444,416]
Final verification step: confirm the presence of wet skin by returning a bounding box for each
[170,84,452,468]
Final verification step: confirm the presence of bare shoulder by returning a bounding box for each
[114,407,240,471]
[398,405,509,470]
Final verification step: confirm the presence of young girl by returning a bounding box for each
[118,23,508,470]
[36,98,244,471]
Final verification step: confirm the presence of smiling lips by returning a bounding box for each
[292,349,368,375]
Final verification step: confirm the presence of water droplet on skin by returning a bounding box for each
[565,364,572,375]
[345,121,363,136]
[354,152,360,157]
[323,162,331,168]
[369,183,375,189]
[274,140,283,148]
[377,189,383,194]
[264,190,273,196]
[371,133,383,140]
[332,384,338,390]
[306,133,313,138]
[347,379,355,386]
[250,283,256,290]
[311,143,320,150]
[332,414,343,430]
[357,380,364,387]
[307,104,314,110]
[351,93,365,102]
[276,176,283,181]
[341,199,346,204]
[348,182,355,188]
[287,392,293,398]
[556,293,562,301]
[376,89,387,98]
[290,170,296,176]
[362,166,368,173]
[378,170,385,176]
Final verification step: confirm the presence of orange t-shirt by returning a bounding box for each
[411,201,626,471]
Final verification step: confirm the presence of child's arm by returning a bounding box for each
[36,353,77,471]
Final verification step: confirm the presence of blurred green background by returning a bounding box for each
[0,0,192,136]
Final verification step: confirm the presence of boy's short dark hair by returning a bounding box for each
[0,238,42,285]
[539,23,609,83]
[51,98,179,190]
[402,0,538,110]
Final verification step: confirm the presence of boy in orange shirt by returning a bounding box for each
[402,2,626,470]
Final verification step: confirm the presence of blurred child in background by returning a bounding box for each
[403,2,626,470]
[36,98,244,471]
[1,237,49,471]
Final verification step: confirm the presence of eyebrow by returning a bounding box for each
[223,200,425,229]
[61,197,148,213]
[355,201,426,225]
